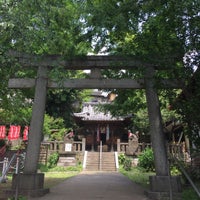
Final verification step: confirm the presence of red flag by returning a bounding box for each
[0,126,6,139]
[8,125,21,140]
[23,126,29,141]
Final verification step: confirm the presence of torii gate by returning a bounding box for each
[8,51,183,197]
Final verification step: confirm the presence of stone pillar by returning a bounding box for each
[144,67,182,199]
[144,66,168,176]
[11,66,49,197]
[82,138,86,152]
[117,139,120,152]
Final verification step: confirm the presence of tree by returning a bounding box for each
[80,0,200,148]
[0,0,200,149]
[0,0,91,126]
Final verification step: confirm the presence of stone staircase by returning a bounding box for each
[84,152,117,172]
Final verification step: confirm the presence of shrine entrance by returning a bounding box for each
[75,122,129,152]
[8,52,183,198]
[73,93,132,152]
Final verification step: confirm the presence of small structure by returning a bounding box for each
[57,133,76,167]
[126,131,139,156]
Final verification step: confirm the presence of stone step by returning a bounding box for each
[85,152,117,172]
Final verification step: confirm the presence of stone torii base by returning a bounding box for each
[5,174,49,198]
[146,176,182,200]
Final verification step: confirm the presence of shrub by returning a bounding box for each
[47,152,59,168]
[118,154,126,165]
[170,165,181,176]
[118,154,132,171]
[138,148,155,172]
[123,157,132,171]
[38,163,49,172]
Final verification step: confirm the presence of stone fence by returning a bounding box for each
[41,138,187,160]
[41,138,86,153]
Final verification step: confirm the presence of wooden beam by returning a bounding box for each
[9,78,183,89]
[8,50,165,70]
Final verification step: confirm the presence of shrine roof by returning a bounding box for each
[73,102,130,122]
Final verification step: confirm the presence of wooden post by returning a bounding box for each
[91,130,95,152]
[144,67,168,176]
[24,66,48,174]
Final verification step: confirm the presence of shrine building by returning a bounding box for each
[73,90,132,152]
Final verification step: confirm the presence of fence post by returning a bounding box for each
[82,138,86,152]
[117,139,120,152]
[2,157,8,181]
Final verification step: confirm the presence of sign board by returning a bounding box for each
[65,143,72,152]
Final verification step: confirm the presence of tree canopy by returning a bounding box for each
[0,0,200,148]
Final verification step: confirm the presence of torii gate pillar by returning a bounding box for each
[145,67,182,199]
[11,66,49,197]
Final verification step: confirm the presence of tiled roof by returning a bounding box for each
[74,102,124,121]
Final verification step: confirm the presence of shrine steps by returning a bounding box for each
[84,152,117,172]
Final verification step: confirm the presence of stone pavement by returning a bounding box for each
[30,171,150,200]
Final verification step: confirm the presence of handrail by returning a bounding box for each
[0,153,17,183]
[173,156,200,198]
[83,151,87,169]
[99,141,102,171]
[114,152,119,170]
[0,157,8,182]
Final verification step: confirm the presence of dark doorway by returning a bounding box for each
[100,133,106,145]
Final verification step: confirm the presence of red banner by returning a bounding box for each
[0,126,6,139]
[23,126,29,141]
[8,125,21,141]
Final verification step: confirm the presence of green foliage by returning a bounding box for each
[48,165,82,172]
[38,164,49,172]
[0,101,32,125]
[43,114,67,141]
[38,163,82,172]
[118,154,132,171]
[173,71,200,150]
[47,152,59,168]
[46,89,80,128]
[120,166,155,188]
[185,165,200,183]
[0,0,200,149]
[118,153,126,165]
[120,166,200,198]
[8,196,27,200]
[170,165,181,176]
[0,139,6,147]
[182,188,200,200]
[138,148,155,172]
[123,157,132,171]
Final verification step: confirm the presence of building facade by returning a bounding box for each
[73,91,132,151]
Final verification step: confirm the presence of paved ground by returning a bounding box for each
[30,171,150,200]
